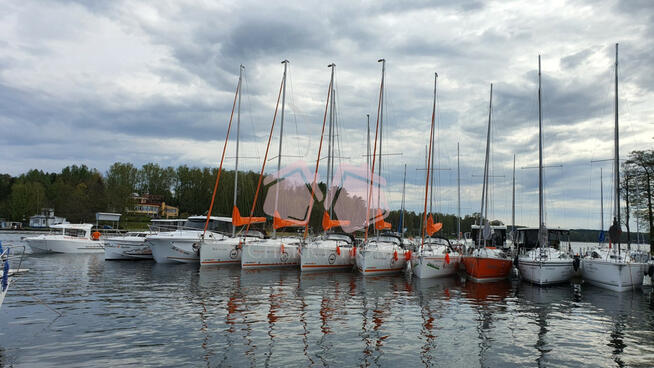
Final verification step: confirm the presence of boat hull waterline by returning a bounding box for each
[582,259,646,292]
[462,256,513,282]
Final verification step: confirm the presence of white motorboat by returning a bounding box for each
[104,232,152,260]
[582,44,649,292]
[25,223,104,254]
[356,234,407,276]
[412,237,461,279]
[241,237,301,269]
[300,233,354,272]
[148,216,231,264]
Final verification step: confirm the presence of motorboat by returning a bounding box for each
[25,223,104,254]
[104,232,152,260]
[148,216,231,264]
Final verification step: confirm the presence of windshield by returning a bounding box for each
[184,219,231,233]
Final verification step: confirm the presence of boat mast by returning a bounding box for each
[429,73,438,240]
[538,55,546,248]
[511,153,515,242]
[600,167,604,236]
[327,68,334,208]
[457,142,461,240]
[400,163,406,239]
[364,59,385,243]
[377,58,385,241]
[478,84,493,248]
[614,43,621,256]
[233,64,244,236]
[421,73,437,249]
[272,59,289,239]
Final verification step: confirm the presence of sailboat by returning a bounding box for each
[240,60,303,269]
[300,63,355,272]
[517,55,576,285]
[461,84,513,282]
[412,72,462,279]
[581,44,648,292]
[200,65,266,266]
[355,59,408,276]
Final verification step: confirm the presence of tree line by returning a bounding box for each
[0,149,651,247]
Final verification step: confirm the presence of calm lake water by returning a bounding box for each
[0,233,653,367]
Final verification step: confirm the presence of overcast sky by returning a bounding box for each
[1,0,653,230]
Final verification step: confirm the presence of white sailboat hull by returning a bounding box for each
[200,237,242,266]
[356,248,406,276]
[518,260,574,285]
[300,241,354,272]
[26,236,104,254]
[412,255,460,279]
[582,259,646,292]
[241,239,300,269]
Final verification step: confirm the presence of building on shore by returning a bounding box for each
[29,208,68,228]
[130,194,179,219]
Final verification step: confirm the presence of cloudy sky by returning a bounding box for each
[1,0,653,230]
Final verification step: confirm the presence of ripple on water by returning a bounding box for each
[0,239,652,367]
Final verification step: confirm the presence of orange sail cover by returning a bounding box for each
[374,209,392,230]
[273,210,307,230]
[322,212,351,231]
[232,206,266,227]
[425,215,443,236]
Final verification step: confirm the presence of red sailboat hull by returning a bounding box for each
[462,256,513,283]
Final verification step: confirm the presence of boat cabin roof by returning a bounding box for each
[516,227,570,233]
[50,223,94,231]
[471,225,506,230]
[187,216,232,223]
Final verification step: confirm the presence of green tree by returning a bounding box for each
[106,162,138,213]
[8,181,45,221]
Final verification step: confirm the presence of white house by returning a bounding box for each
[29,208,68,228]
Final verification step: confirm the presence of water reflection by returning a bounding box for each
[0,245,652,367]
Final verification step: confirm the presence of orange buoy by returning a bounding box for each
[92,231,101,240]
[336,245,341,256]
[393,250,398,261]
[281,243,285,254]
[405,250,412,261]
[445,252,450,264]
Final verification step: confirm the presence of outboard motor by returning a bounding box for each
[647,263,654,279]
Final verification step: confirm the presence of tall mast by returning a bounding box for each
[364,59,385,242]
[232,64,244,236]
[538,55,545,248]
[377,58,385,240]
[326,65,335,219]
[512,153,515,240]
[457,142,461,240]
[478,84,493,248]
[429,74,438,220]
[273,59,289,238]
[421,73,437,249]
[366,113,370,210]
[600,167,604,236]
[400,163,406,239]
[614,43,621,254]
